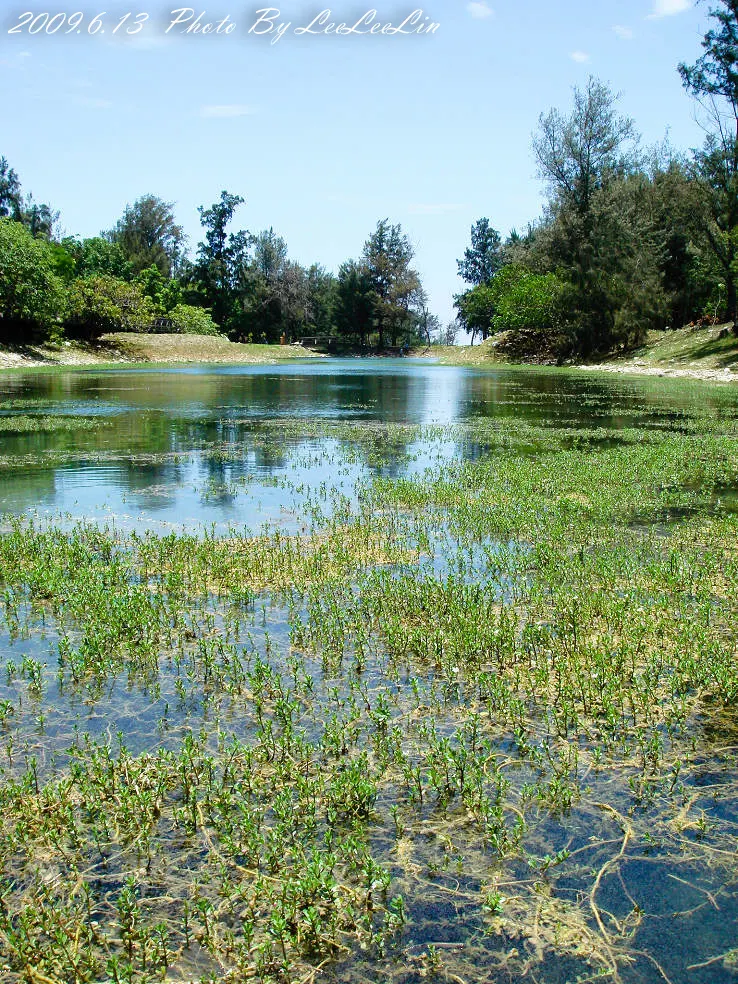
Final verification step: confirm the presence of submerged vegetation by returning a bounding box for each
[0,369,738,983]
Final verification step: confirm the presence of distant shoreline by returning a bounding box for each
[0,333,325,371]
[1,329,737,385]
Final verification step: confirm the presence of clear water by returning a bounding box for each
[2,359,738,984]
[2,359,735,533]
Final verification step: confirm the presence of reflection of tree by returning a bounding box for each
[0,468,57,512]
[10,364,735,527]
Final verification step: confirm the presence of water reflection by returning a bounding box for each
[1,359,737,531]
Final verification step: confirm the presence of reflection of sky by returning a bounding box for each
[0,449,367,535]
[418,364,466,424]
[2,360,738,533]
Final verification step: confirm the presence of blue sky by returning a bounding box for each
[1,0,712,323]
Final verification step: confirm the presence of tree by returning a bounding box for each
[533,77,638,218]
[0,158,22,221]
[679,0,738,136]
[254,228,288,281]
[444,321,459,346]
[454,285,497,343]
[457,219,503,286]
[66,276,153,338]
[61,237,132,280]
[646,154,720,328]
[0,219,66,341]
[335,260,376,348]
[107,195,185,276]
[194,191,254,330]
[418,310,441,346]
[22,195,57,239]
[362,219,423,347]
[531,78,644,352]
[679,1,738,322]
[306,264,336,336]
[276,261,312,340]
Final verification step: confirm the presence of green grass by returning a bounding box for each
[425,323,738,373]
[1,408,738,982]
[626,322,738,369]
[102,332,324,364]
[0,333,323,371]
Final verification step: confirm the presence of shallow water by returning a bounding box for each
[2,359,738,984]
[2,359,737,533]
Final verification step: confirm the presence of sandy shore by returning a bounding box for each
[0,346,113,369]
[577,362,737,383]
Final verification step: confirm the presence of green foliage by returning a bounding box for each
[22,195,57,239]
[135,265,182,314]
[0,157,56,239]
[679,0,738,112]
[457,218,503,287]
[362,219,423,347]
[307,264,336,336]
[66,276,153,338]
[0,157,22,221]
[61,237,133,281]
[533,77,639,219]
[335,261,376,346]
[454,284,497,341]
[48,243,78,283]
[168,303,220,335]
[678,1,738,321]
[491,267,567,340]
[0,218,66,341]
[194,191,253,331]
[107,195,184,277]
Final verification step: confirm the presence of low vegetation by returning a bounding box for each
[0,394,737,982]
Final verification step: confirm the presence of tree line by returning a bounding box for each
[0,171,437,348]
[2,1,736,357]
[454,0,738,358]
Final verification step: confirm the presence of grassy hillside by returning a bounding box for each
[424,324,738,377]
[0,333,322,369]
[102,333,322,364]
[625,323,738,370]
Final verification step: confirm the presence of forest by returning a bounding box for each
[0,0,736,358]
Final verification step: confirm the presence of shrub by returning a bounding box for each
[168,304,221,336]
[0,218,67,342]
[478,265,570,357]
[492,267,567,337]
[66,276,153,338]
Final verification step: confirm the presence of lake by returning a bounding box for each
[2,358,736,532]
[1,359,737,984]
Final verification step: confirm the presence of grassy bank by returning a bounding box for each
[0,333,323,370]
[422,323,738,381]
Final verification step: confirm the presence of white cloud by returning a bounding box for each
[200,104,256,119]
[613,24,634,40]
[570,50,591,63]
[649,0,690,18]
[467,2,493,19]
[408,204,464,215]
